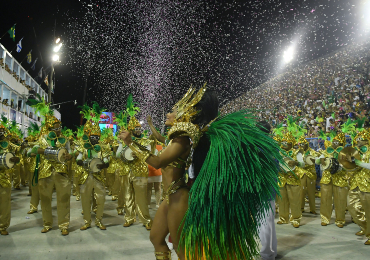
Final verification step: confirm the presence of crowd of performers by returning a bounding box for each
[1,86,369,259]
[273,116,370,246]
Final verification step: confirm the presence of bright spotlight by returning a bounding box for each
[52,54,60,61]
[55,38,61,44]
[53,43,63,52]
[283,46,294,64]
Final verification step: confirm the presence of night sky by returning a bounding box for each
[1,0,367,131]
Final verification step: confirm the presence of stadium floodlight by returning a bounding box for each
[53,43,63,53]
[52,54,60,61]
[283,46,294,64]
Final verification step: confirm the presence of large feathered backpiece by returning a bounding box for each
[180,109,283,260]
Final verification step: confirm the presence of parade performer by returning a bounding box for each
[25,122,41,214]
[276,127,302,228]
[295,132,320,214]
[0,116,21,235]
[120,95,154,230]
[119,86,283,260]
[101,127,119,201]
[75,102,110,230]
[348,119,370,245]
[27,96,73,235]
[316,119,354,227]
[72,125,85,201]
[112,111,130,216]
[8,121,23,190]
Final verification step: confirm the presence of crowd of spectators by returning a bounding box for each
[222,41,370,149]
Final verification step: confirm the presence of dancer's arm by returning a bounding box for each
[147,115,166,144]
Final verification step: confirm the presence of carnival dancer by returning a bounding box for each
[101,127,119,201]
[8,121,23,190]
[119,86,283,260]
[27,96,73,235]
[316,120,354,227]
[0,116,21,235]
[76,102,110,230]
[112,111,130,215]
[296,134,320,214]
[72,126,85,201]
[25,122,41,214]
[276,129,302,228]
[347,120,370,245]
[120,95,154,230]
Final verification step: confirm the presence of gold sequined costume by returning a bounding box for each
[0,139,20,234]
[347,130,370,243]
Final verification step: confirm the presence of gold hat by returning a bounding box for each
[353,130,370,146]
[273,135,282,142]
[333,132,345,145]
[298,135,308,145]
[84,121,101,137]
[282,132,296,145]
[173,84,207,123]
[45,114,61,129]
[127,116,141,131]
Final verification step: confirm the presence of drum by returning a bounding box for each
[281,157,296,172]
[305,155,315,166]
[44,147,68,164]
[0,152,16,170]
[89,158,103,173]
[82,158,103,173]
[121,146,135,162]
[322,158,340,174]
[120,144,151,162]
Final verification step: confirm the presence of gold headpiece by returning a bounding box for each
[333,133,345,145]
[282,132,296,145]
[298,136,308,145]
[45,114,61,129]
[353,130,370,146]
[127,117,141,131]
[173,83,207,122]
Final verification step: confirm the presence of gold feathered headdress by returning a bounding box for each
[173,83,207,123]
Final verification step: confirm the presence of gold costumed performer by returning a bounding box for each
[275,123,302,228]
[112,111,130,215]
[76,103,110,230]
[101,127,119,201]
[0,116,21,235]
[119,86,283,260]
[27,97,73,235]
[316,121,353,227]
[348,119,370,245]
[120,94,154,230]
[296,134,319,214]
[25,122,41,214]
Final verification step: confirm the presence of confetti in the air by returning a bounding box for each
[62,0,369,128]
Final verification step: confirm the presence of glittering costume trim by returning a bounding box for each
[163,176,189,204]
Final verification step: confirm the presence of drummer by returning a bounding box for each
[28,112,73,235]
[295,136,320,214]
[316,132,349,228]
[120,95,154,230]
[276,131,302,228]
[75,103,110,231]
[0,119,21,236]
[348,128,370,245]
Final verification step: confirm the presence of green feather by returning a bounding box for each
[114,111,128,128]
[180,110,283,260]
[92,102,106,123]
[126,94,140,117]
